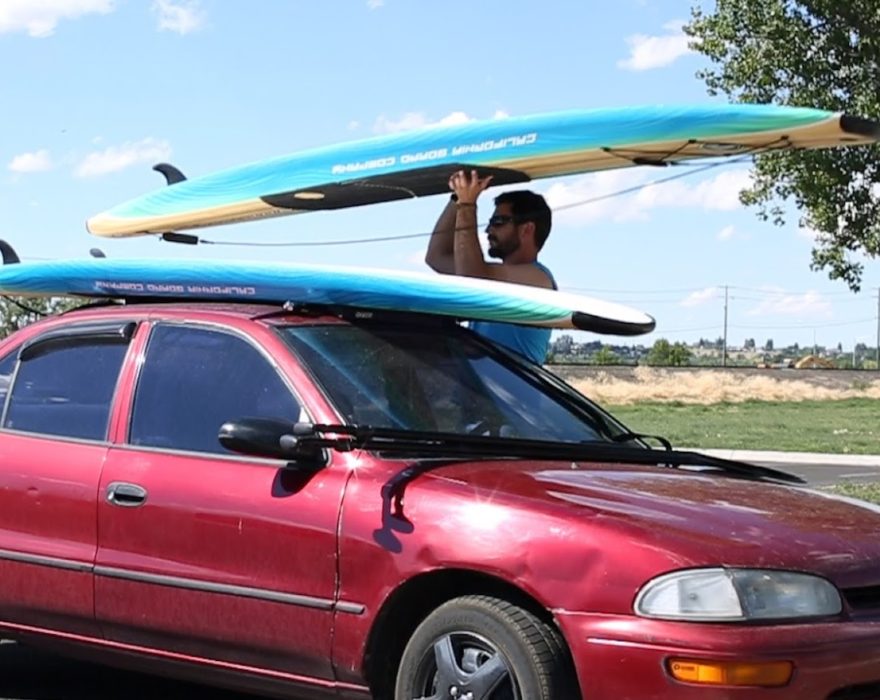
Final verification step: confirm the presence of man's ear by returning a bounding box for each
[520,220,537,245]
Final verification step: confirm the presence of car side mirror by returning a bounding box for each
[218,417,327,469]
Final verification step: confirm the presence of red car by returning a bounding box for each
[0,300,878,700]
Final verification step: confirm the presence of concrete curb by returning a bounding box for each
[687,448,880,468]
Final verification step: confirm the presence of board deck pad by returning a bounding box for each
[263,164,530,210]
[86,104,880,237]
[0,257,656,336]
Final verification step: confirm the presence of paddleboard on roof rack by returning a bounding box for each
[85,104,880,238]
[0,250,656,336]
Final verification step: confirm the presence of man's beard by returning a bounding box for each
[488,236,518,260]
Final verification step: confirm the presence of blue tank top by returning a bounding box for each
[470,262,556,364]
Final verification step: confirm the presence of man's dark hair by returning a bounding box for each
[494,190,552,250]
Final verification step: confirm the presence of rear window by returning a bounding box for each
[3,341,127,441]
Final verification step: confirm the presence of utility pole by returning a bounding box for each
[722,285,729,368]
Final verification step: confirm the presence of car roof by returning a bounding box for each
[46,299,458,331]
[54,300,342,325]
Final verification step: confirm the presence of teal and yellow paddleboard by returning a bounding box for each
[0,256,656,336]
[86,104,880,238]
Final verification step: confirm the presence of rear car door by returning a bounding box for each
[95,321,349,681]
[0,321,133,636]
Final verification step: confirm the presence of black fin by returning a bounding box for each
[0,240,20,265]
[90,248,107,258]
[153,162,187,185]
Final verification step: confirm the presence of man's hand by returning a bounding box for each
[449,169,493,204]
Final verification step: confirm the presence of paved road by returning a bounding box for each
[756,461,880,487]
[2,460,877,700]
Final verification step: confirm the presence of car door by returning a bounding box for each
[0,321,133,637]
[95,321,349,681]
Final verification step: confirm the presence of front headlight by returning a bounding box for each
[635,568,842,621]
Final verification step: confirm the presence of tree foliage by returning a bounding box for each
[646,338,693,366]
[685,0,880,290]
[0,296,81,339]
[592,345,619,365]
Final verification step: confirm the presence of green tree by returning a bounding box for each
[646,339,693,366]
[0,296,80,339]
[686,1,880,291]
[669,342,693,367]
[646,339,672,366]
[592,345,619,365]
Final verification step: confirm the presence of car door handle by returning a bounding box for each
[106,482,148,508]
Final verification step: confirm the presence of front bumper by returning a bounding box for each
[555,611,880,699]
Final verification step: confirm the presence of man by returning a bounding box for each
[425,169,555,364]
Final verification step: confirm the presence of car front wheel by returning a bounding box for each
[394,595,576,700]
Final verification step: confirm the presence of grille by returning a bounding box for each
[843,585,880,612]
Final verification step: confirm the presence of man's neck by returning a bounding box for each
[502,251,539,266]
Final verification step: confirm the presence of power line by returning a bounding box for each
[729,317,876,330]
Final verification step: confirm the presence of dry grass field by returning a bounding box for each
[549,366,880,405]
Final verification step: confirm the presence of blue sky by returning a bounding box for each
[1,0,878,350]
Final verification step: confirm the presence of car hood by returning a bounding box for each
[427,459,880,587]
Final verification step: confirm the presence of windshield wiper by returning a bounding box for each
[284,422,804,485]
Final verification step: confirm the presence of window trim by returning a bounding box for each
[19,321,136,362]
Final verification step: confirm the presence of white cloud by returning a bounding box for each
[372,109,510,134]
[746,288,833,317]
[618,20,694,71]
[797,225,819,241]
[367,0,384,8]
[347,120,360,130]
[373,110,474,134]
[544,167,751,226]
[717,224,736,241]
[8,149,53,173]
[152,0,204,35]
[403,249,426,268]
[681,287,720,308]
[74,138,172,177]
[633,168,751,211]
[0,0,114,38]
[544,169,650,226]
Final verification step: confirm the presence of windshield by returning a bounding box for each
[280,322,617,443]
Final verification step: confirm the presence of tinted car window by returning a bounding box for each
[3,341,127,440]
[130,325,302,455]
[282,324,607,442]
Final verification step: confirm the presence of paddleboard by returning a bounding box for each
[86,104,880,238]
[0,254,656,336]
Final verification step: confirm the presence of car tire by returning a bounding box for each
[394,595,577,700]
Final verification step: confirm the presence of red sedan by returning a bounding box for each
[0,301,878,700]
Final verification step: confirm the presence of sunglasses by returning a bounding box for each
[487,214,518,228]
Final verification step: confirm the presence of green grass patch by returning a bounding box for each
[606,398,879,454]
[825,482,880,505]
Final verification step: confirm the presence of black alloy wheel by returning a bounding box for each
[394,595,576,700]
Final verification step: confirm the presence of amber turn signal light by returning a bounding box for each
[667,658,794,687]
